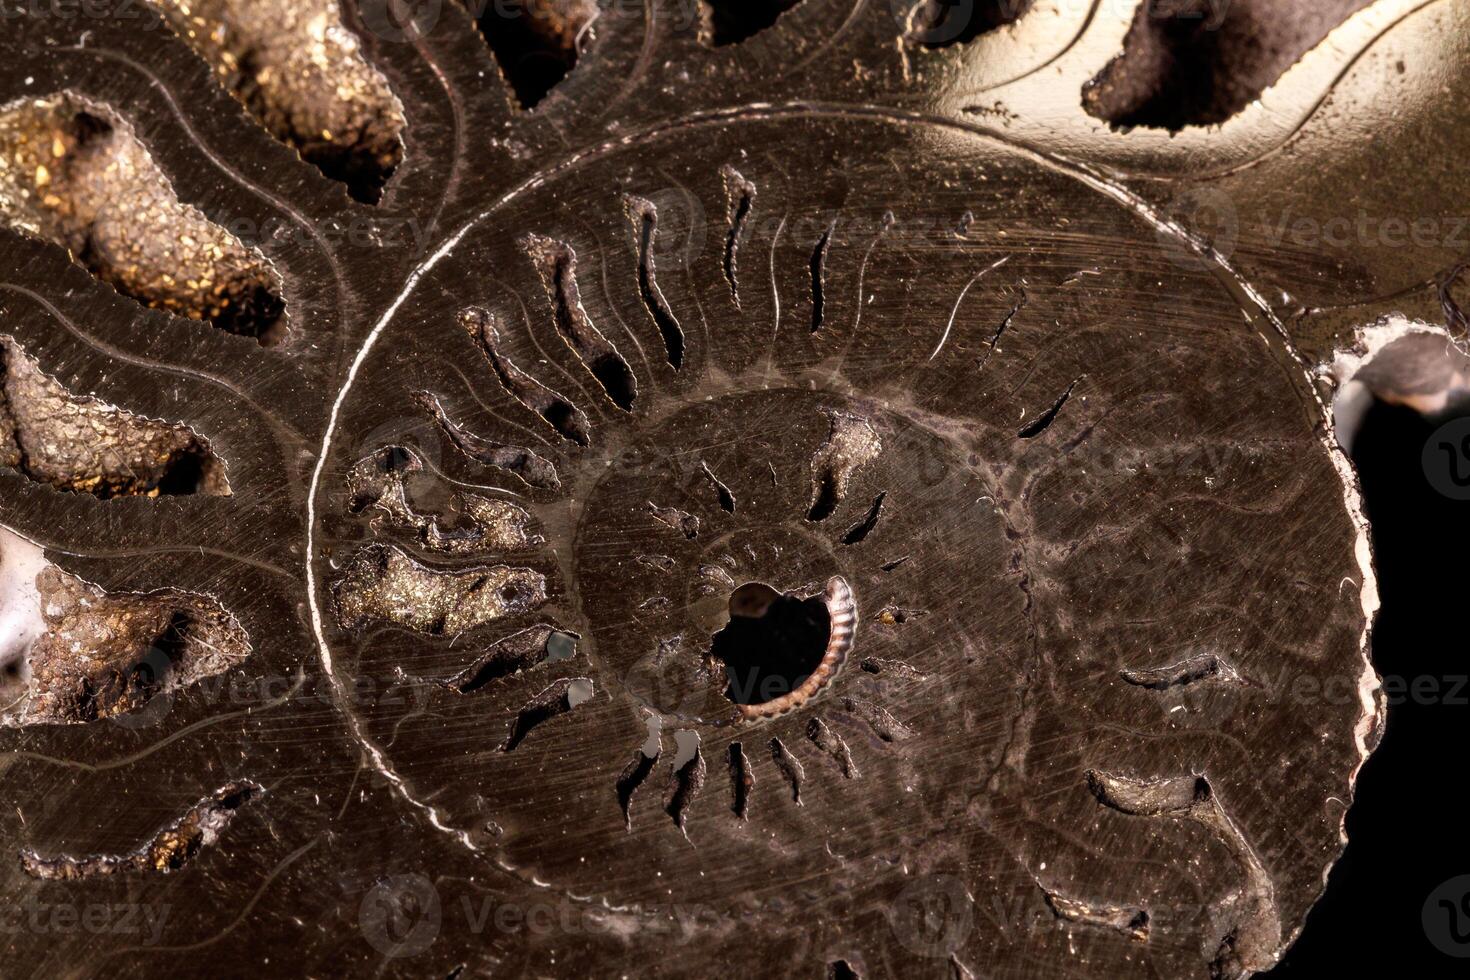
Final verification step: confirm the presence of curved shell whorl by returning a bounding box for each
[737,576,856,722]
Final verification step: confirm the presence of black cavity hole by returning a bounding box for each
[702,0,802,47]
[472,0,592,110]
[909,0,1032,48]
[710,582,830,706]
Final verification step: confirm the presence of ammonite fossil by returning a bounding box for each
[0,0,1463,975]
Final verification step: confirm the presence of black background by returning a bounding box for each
[1269,398,1470,976]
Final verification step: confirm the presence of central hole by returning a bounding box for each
[709,583,831,706]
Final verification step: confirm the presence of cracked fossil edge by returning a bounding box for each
[0,335,229,499]
[20,780,263,879]
[0,525,252,727]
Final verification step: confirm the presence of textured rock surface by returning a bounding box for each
[0,93,286,340]
[149,0,405,202]
[3,0,1462,976]
[9,565,250,725]
[0,337,228,497]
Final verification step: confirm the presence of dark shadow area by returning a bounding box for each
[1268,397,1470,976]
[152,448,217,497]
[711,583,830,705]
[909,0,1032,48]
[295,140,398,206]
[472,0,594,109]
[1081,0,1372,130]
[701,0,803,47]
